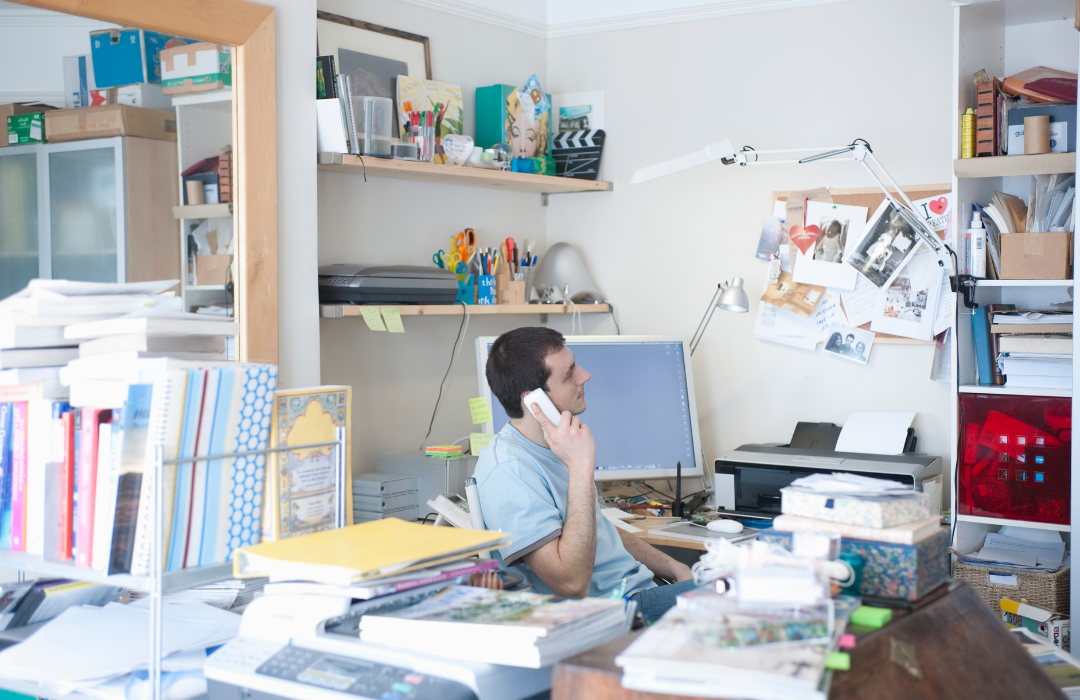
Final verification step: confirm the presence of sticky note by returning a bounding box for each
[850,606,892,629]
[825,652,851,671]
[470,432,495,454]
[469,397,493,424]
[382,307,405,333]
[360,307,387,331]
[838,633,856,649]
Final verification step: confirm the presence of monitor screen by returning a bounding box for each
[475,336,703,481]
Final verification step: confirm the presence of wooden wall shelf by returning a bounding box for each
[317,154,613,195]
[321,303,611,318]
[953,152,1075,178]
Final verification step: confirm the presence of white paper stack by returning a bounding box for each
[957,527,1069,573]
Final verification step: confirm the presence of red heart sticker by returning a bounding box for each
[929,197,948,215]
[790,224,818,255]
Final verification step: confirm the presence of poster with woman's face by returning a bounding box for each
[506,92,550,159]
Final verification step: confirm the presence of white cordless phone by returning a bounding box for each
[523,388,561,426]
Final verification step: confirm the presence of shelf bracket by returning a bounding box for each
[541,193,549,207]
[540,313,548,323]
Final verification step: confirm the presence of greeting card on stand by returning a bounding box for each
[792,202,868,290]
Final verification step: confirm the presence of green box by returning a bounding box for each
[475,84,515,150]
[7,112,45,145]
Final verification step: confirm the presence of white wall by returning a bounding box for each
[315,0,575,472]
[545,0,956,461]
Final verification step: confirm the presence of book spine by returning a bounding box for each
[384,561,500,596]
[199,368,235,567]
[184,368,219,569]
[114,384,154,575]
[167,370,203,572]
[91,413,122,572]
[60,411,74,559]
[0,403,12,551]
[344,75,359,156]
[75,408,109,567]
[24,400,51,556]
[9,402,27,552]
[972,306,993,386]
[40,403,70,560]
[72,409,81,555]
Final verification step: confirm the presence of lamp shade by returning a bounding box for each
[717,277,748,313]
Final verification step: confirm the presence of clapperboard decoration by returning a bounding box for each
[552,130,605,180]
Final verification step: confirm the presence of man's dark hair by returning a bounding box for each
[486,327,565,419]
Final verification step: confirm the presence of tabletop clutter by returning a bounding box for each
[433,228,540,306]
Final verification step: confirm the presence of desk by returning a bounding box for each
[626,517,709,552]
[551,582,1064,700]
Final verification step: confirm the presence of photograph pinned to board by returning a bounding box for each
[870,249,944,342]
[911,192,953,234]
[791,202,868,290]
[844,198,923,289]
[316,12,430,138]
[823,323,875,364]
[396,76,463,164]
[755,200,788,261]
[755,287,843,351]
[760,271,826,319]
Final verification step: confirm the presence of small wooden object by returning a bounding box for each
[975,79,998,157]
[1024,115,1051,155]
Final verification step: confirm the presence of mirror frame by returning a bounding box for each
[11,0,279,364]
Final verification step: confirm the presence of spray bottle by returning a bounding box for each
[967,207,986,277]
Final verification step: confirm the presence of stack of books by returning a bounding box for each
[776,472,936,538]
[993,310,1072,391]
[0,277,275,577]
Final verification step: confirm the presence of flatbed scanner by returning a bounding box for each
[713,444,942,518]
[319,264,459,305]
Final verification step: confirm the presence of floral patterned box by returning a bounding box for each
[761,528,950,601]
[780,488,931,528]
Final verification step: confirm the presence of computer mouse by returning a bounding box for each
[706,519,744,534]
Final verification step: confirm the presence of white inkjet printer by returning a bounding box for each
[318,264,459,305]
[206,584,552,700]
[711,422,942,518]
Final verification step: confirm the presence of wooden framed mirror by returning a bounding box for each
[10,0,278,364]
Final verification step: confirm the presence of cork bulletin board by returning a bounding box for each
[773,184,953,346]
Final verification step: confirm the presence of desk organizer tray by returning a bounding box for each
[953,560,1069,614]
[780,488,932,529]
[761,528,949,601]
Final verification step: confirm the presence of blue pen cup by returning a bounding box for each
[477,275,495,305]
[455,274,475,304]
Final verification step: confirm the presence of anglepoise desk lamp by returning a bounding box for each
[630,138,975,308]
[689,278,749,355]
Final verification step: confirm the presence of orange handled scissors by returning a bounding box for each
[454,228,476,263]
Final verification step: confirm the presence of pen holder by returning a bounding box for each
[499,281,526,305]
[455,273,474,304]
[477,275,495,305]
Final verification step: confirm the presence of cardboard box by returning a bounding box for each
[88,83,172,111]
[0,104,53,147]
[7,112,45,145]
[44,105,177,144]
[1001,598,1070,651]
[999,231,1072,279]
[760,528,950,601]
[63,55,98,108]
[195,255,232,286]
[90,28,187,88]
[161,43,232,95]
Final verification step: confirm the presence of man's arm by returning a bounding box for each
[520,405,597,598]
[618,530,693,582]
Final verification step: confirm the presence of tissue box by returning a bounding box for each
[196,255,232,286]
[780,489,932,528]
[161,43,232,94]
[761,528,950,601]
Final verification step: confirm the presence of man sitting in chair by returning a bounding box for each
[474,327,697,622]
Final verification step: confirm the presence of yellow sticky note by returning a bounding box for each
[470,432,495,454]
[469,397,493,424]
[382,307,405,333]
[361,307,387,331]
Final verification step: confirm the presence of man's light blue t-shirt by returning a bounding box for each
[474,422,656,597]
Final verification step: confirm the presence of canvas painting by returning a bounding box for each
[396,76,463,164]
[264,386,352,542]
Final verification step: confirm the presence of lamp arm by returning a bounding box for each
[689,285,724,356]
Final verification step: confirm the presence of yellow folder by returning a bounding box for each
[233,518,510,585]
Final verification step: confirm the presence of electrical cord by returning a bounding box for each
[607,301,622,335]
[420,301,470,449]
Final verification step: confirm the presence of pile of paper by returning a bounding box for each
[129,578,268,610]
[0,599,238,697]
[358,585,634,668]
[957,527,1068,573]
[786,472,914,497]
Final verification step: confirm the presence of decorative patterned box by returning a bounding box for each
[780,488,931,528]
[761,528,950,601]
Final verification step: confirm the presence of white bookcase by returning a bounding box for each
[949,0,1079,613]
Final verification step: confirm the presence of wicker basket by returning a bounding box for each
[953,561,1070,614]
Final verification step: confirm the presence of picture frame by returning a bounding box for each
[317,11,430,137]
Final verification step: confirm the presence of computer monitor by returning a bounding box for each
[475,335,704,481]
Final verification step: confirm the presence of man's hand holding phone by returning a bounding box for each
[530,401,595,478]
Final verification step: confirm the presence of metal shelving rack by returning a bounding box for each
[0,426,348,700]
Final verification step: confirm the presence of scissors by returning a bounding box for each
[432,250,449,268]
[453,228,476,263]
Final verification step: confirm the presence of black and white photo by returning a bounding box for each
[823,323,875,364]
[792,201,865,290]
[843,199,922,288]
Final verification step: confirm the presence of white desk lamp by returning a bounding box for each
[630,138,975,308]
[689,278,749,355]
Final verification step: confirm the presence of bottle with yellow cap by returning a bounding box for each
[961,108,975,158]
